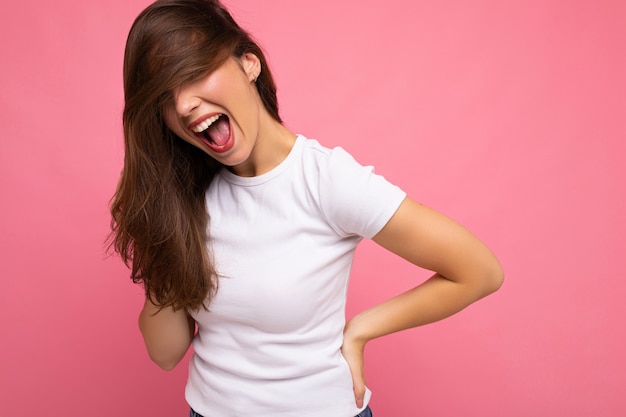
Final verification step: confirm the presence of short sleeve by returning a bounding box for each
[319,147,406,239]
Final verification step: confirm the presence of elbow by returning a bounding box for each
[155,361,179,372]
[461,255,504,299]
[137,303,193,372]
[147,350,185,371]
[481,260,504,296]
[139,325,189,371]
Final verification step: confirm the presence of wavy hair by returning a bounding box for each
[110,0,281,311]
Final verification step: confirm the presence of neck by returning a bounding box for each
[231,118,297,177]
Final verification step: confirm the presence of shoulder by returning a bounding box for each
[297,135,364,178]
[297,135,406,238]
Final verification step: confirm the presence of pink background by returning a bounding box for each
[1,0,624,415]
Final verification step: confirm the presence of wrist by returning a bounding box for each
[344,315,371,347]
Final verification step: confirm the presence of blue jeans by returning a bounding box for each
[190,405,373,417]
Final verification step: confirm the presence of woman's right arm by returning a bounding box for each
[138,297,195,370]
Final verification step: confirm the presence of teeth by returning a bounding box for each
[191,114,221,133]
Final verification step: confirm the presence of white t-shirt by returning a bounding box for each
[186,135,406,417]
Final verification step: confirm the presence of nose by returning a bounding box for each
[174,87,201,117]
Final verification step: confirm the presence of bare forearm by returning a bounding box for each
[345,272,500,345]
[138,298,195,370]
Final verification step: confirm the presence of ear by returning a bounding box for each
[239,52,261,83]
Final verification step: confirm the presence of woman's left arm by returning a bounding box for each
[342,197,504,407]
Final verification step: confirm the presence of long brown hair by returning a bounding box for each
[110,0,281,311]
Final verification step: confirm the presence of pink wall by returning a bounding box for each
[1,0,624,415]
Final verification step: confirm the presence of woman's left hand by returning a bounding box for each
[342,324,367,408]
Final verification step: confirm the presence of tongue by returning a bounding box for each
[205,116,230,146]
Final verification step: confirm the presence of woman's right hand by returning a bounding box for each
[342,320,368,409]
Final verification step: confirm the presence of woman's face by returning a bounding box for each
[163,53,263,171]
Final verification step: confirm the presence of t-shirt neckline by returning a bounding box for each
[219,134,305,186]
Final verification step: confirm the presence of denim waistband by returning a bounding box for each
[190,405,373,417]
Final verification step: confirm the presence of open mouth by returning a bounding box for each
[191,113,233,152]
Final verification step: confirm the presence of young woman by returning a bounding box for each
[110,1,504,416]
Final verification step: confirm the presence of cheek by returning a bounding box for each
[232,91,262,135]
